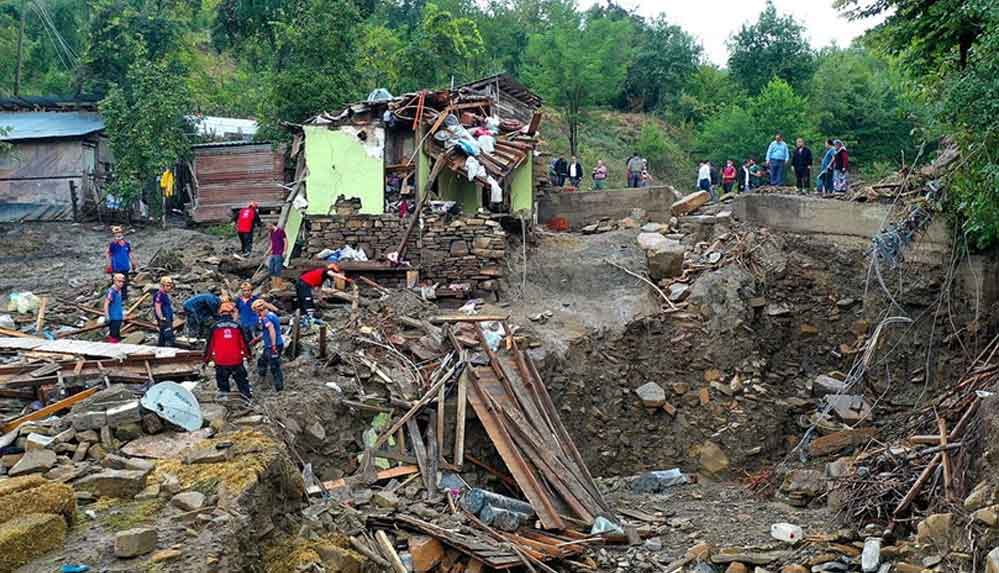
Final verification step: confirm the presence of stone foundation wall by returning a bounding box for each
[302,214,507,289]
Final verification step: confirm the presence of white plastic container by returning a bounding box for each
[770,522,803,544]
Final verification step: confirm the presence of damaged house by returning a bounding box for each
[281,74,544,295]
[0,97,109,222]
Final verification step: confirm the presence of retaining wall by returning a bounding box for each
[537,186,679,229]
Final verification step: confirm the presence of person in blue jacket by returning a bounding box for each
[766,133,790,186]
[817,139,837,195]
[183,292,221,339]
[253,299,285,392]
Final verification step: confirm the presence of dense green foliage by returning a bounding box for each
[727,0,815,95]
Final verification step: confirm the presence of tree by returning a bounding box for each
[262,0,365,132]
[837,0,989,69]
[100,52,191,208]
[809,47,918,165]
[636,121,691,182]
[522,13,633,154]
[727,0,815,95]
[676,65,746,126]
[697,78,819,168]
[395,2,485,91]
[621,16,701,113]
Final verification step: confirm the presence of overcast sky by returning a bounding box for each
[580,0,886,66]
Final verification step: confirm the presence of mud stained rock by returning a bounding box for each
[688,265,755,339]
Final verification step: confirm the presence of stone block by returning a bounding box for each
[647,245,685,281]
[9,449,57,476]
[114,527,158,558]
[106,401,142,427]
[74,469,149,499]
[636,383,667,408]
[409,535,445,572]
[672,191,711,216]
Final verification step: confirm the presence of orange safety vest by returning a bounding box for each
[236,207,256,233]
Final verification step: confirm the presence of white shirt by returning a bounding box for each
[569,163,579,177]
[698,164,711,182]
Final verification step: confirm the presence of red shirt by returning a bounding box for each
[722,166,737,182]
[300,267,327,288]
[204,320,250,366]
[236,207,257,233]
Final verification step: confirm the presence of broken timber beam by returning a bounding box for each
[395,152,449,261]
[1,386,99,433]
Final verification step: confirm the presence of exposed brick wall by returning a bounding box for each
[302,214,507,289]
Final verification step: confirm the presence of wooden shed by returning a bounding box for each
[189,142,286,223]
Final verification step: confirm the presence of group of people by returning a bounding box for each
[101,202,297,400]
[548,152,653,190]
[696,133,851,198]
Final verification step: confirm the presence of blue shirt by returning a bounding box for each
[153,290,173,322]
[820,147,836,172]
[106,287,124,321]
[183,294,220,317]
[766,141,789,162]
[108,240,132,272]
[235,295,260,329]
[261,312,283,349]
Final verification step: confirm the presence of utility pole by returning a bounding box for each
[14,0,27,96]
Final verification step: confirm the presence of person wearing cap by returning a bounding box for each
[253,299,284,392]
[182,292,221,339]
[103,273,126,343]
[295,264,347,316]
[204,302,252,399]
[233,201,261,256]
[153,276,176,347]
[106,226,136,301]
[235,282,277,344]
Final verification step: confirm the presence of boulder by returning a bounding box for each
[974,506,999,527]
[74,469,149,499]
[9,449,57,476]
[636,383,667,408]
[965,481,995,511]
[647,244,685,281]
[114,527,158,558]
[915,513,954,549]
[672,191,711,216]
[987,547,999,573]
[170,491,206,511]
[823,395,872,425]
[699,441,730,476]
[372,491,400,509]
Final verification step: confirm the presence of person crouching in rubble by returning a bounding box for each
[153,276,176,347]
[106,226,136,301]
[233,201,261,256]
[182,292,221,340]
[295,263,346,317]
[103,273,126,343]
[204,302,252,399]
[252,299,284,392]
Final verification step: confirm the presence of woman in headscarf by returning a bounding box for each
[833,140,849,193]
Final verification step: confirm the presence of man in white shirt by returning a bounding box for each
[697,160,713,199]
[568,155,584,187]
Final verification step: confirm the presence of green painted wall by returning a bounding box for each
[439,169,480,213]
[304,125,384,215]
[510,159,534,214]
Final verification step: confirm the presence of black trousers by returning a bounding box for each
[795,167,811,190]
[216,364,251,398]
[238,232,253,254]
[257,347,284,391]
[295,279,315,313]
[108,319,122,341]
[157,321,176,347]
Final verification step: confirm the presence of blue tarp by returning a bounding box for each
[0,111,104,141]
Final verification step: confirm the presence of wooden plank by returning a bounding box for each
[427,412,440,494]
[431,314,510,324]
[938,417,953,500]
[407,417,436,494]
[375,530,408,573]
[0,326,34,338]
[308,465,419,495]
[34,296,48,333]
[466,367,564,530]
[373,375,449,449]
[437,378,447,463]
[1,386,99,433]
[454,370,468,467]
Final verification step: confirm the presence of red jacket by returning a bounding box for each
[204,319,250,367]
[722,166,737,182]
[300,267,327,288]
[235,206,257,233]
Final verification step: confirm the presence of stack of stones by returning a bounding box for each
[303,214,507,291]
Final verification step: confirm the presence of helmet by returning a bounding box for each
[219,302,236,314]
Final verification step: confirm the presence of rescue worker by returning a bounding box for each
[204,302,252,399]
[295,264,347,316]
[103,273,126,343]
[106,226,136,300]
[253,299,284,392]
[233,201,261,256]
[153,276,176,347]
[182,292,221,339]
[234,282,278,344]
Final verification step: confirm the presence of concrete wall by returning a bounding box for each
[537,186,678,229]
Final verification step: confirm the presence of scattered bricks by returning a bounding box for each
[114,527,158,558]
[75,469,149,499]
[0,513,68,572]
[409,535,445,572]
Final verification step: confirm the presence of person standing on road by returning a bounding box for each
[833,140,850,193]
[817,139,836,194]
[106,226,136,301]
[267,222,287,290]
[204,302,253,399]
[104,273,125,343]
[253,299,285,392]
[792,138,813,192]
[592,160,608,190]
[233,201,261,256]
[153,276,176,347]
[627,153,644,188]
[766,133,790,186]
[722,160,737,195]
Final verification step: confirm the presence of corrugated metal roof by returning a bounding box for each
[0,111,105,141]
